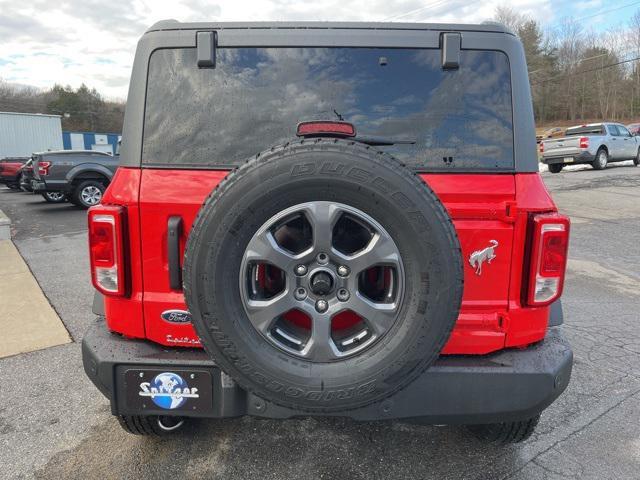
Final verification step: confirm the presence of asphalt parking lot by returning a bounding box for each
[0,163,639,480]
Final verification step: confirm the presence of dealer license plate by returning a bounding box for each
[124,368,213,413]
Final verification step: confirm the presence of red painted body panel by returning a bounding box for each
[420,174,515,354]
[138,169,227,346]
[100,168,146,338]
[100,169,558,355]
[0,161,25,180]
[504,174,558,347]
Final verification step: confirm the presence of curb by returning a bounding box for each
[0,207,9,240]
[0,207,71,358]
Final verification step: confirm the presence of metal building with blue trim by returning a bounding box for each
[62,131,121,154]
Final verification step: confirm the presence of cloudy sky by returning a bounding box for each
[0,0,636,100]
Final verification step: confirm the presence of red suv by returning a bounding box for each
[83,21,572,442]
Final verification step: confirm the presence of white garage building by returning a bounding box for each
[0,112,63,159]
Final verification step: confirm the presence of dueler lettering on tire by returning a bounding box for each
[183,139,464,412]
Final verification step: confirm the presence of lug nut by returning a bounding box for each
[317,253,329,265]
[294,288,307,301]
[337,289,350,302]
[295,264,307,276]
[315,299,328,313]
[337,265,349,277]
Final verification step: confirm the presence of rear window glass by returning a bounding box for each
[566,125,605,136]
[143,47,514,170]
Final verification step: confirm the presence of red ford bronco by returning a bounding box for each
[83,21,572,442]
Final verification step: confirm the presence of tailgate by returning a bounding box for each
[542,137,581,157]
[138,171,516,354]
[422,174,515,353]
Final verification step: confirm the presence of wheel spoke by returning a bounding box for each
[245,292,295,334]
[346,233,401,274]
[302,317,338,361]
[348,293,398,337]
[303,202,342,253]
[245,230,297,271]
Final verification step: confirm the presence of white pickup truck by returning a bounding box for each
[540,122,640,173]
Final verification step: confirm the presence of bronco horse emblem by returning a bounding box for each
[469,240,498,275]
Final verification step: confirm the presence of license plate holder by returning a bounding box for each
[123,368,213,414]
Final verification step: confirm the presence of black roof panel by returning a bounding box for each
[146,20,512,35]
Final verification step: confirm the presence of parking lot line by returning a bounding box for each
[0,239,71,358]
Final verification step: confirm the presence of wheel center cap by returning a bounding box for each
[310,271,334,296]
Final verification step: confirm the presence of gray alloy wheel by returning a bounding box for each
[593,149,608,170]
[81,185,102,206]
[239,201,404,361]
[42,191,66,203]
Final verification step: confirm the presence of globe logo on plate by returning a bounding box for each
[138,372,200,409]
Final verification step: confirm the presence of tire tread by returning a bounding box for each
[183,138,464,413]
[468,415,540,444]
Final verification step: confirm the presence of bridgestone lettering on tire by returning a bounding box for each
[183,139,464,412]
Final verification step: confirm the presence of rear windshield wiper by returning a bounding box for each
[354,136,416,146]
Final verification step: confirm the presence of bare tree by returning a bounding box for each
[627,10,640,117]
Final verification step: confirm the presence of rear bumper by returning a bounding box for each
[542,151,595,165]
[31,180,69,193]
[83,318,573,424]
[31,180,47,192]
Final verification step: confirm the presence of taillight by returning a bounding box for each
[88,206,127,296]
[297,121,356,137]
[579,137,589,149]
[38,161,51,175]
[539,142,544,153]
[526,213,570,306]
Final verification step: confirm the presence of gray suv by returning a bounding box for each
[31,150,119,208]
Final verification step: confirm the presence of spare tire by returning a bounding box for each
[184,139,463,412]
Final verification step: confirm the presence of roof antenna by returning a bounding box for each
[333,109,344,121]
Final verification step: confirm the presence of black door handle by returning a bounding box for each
[168,216,183,290]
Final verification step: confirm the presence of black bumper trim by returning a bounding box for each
[548,299,563,327]
[82,318,572,424]
[31,180,70,193]
[542,151,595,165]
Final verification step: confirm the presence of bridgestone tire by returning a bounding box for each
[467,415,540,444]
[184,139,464,412]
[117,415,185,436]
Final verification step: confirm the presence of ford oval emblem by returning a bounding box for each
[161,310,192,324]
